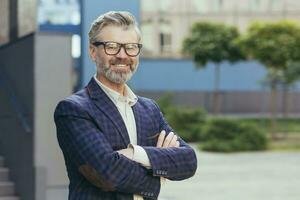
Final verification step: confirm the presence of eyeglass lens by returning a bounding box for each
[104,42,141,56]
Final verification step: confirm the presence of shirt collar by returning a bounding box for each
[93,75,138,106]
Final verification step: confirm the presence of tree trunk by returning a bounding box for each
[270,82,278,139]
[282,83,290,118]
[213,63,221,115]
[282,83,290,138]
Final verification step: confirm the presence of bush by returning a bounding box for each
[167,107,206,142]
[201,118,241,141]
[157,94,206,142]
[199,118,268,152]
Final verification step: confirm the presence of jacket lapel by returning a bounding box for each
[86,78,130,146]
[132,102,143,145]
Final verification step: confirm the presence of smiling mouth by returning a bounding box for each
[112,64,129,67]
[111,64,131,72]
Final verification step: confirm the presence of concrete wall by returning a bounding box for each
[0,33,72,200]
[34,33,72,200]
[0,34,35,200]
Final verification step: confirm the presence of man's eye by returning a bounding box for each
[126,44,138,49]
[106,43,118,49]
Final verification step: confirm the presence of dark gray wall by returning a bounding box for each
[137,90,300,116]
[0,34,35,200]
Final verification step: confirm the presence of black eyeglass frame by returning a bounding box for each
[92,41,143,57]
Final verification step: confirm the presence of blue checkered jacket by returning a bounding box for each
[54,78,197,200]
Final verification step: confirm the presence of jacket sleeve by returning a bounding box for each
[54,99,160,199]
[142,101,198,181]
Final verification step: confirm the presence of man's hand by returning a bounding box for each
[117,148,134,160]
[156,130,180,148]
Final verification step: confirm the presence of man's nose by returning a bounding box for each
[116,47,128,58]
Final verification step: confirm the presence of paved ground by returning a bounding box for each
[159,146,300,200]
[47,146,300,200]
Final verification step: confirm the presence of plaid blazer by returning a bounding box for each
[54,78,197,200]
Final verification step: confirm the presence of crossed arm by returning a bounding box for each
[117,130,180,162]
[54,100,197,198]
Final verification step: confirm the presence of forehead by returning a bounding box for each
[97,25,139,43]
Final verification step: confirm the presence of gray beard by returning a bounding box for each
[99,64,137,84]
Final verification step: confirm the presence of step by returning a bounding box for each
[0,182,15,196]
[0,168,9,182]
[0,197,19,200]
[0,157,4,167]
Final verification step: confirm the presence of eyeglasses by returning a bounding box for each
[92,41,143,57]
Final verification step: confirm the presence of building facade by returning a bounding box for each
[140,0,300,58]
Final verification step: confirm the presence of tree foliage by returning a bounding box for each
[182,22,244,67]
[237,21,300,70]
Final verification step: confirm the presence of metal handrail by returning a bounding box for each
[0,70,32,133]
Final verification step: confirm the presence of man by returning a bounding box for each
[54,11,197,200]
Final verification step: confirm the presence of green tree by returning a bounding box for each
[182,22,244,114]
[237,21,300,137]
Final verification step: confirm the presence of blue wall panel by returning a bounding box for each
[129,59,268,91]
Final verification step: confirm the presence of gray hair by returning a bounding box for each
[88,11,141,44]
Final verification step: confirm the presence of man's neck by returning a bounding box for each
[96,74,126,96]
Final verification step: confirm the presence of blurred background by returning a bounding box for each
[0,0,300,200]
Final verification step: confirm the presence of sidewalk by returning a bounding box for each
[46,147,300,200]
[159,147,300,200]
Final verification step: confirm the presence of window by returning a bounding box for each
[0,0,9,46]
[159,33,172,53]
[212,0,223,12]
[72,34,81,58]
[18,0,37,37]
[191,0,209,13]
[250,0,261,12]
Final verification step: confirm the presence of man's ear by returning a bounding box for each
[89,45,96,62]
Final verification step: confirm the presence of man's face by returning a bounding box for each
[89,25,140,85]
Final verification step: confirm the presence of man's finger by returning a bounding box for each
[175,141,180,147]
[169,135,178,147]
[156,130,166,147]
[162,132,174,148]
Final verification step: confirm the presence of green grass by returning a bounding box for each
[268,140,300,151]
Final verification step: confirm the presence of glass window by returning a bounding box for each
[190,0,208,13]
[38,0,80,25]
[159,32,172,53]
[250,0,261,12]
[141,21,156,56]
[18,0,37,37]
[72,34,81,58]
[268,0,282,12]
[159,0,172,12]
[0,0,9,46]
[141,0,156,12]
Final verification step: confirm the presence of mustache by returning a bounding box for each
[109,58,132,65]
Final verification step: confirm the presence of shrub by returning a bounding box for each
[199,118,268,152]
[201,118,241,141]
[157,94,206,142]
[167,107,206,142]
